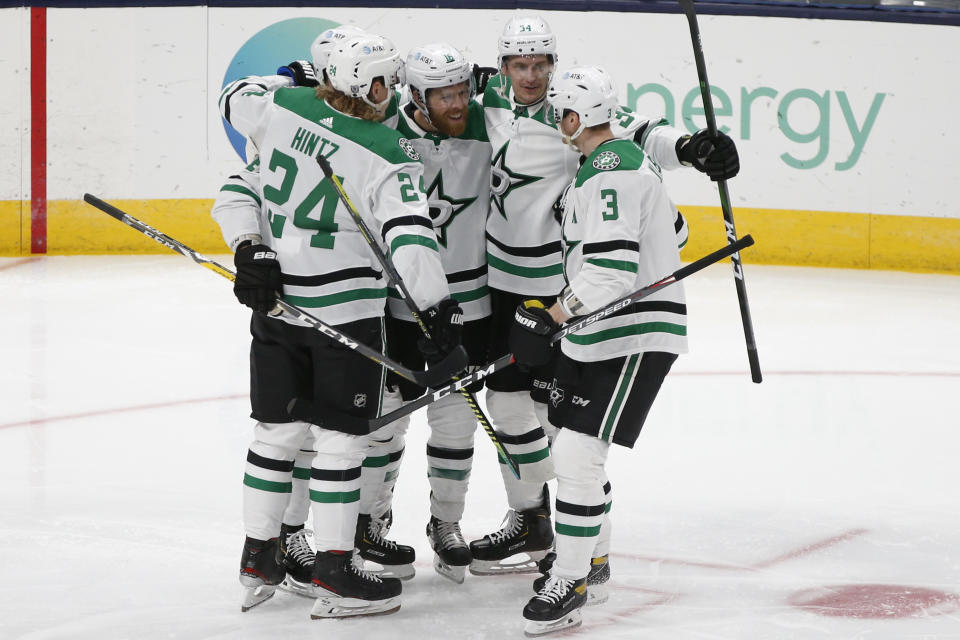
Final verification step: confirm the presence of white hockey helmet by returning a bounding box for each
[326,34,403,111]
[546,66,618,142]
[406,43,475,121]
[310,24,367,83]
[497,15,557,68]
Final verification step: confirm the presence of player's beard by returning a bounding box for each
[432,109,468,137]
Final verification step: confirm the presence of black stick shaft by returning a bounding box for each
[315,159,522,479]
[81,193,460,387]
[678,0,762,383]
[552,235,754,343]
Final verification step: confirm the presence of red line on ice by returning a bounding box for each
[0,393,247,429]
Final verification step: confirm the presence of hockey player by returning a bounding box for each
[215,33,463,618]
[381,42,493,584]
[472,14,738,578]
[509,65,687,636]
[217,24,419,593]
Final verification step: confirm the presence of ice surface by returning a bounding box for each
[2,256,959,639]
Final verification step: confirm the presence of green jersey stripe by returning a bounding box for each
[220,183,261,207]
[309,488,361,504]
[586,257,639,273]
[566,322,687,346]
[283,287,387,308]
[556,522,602,538]
[243,473,292,493]
[498,447,550,465]
[428,467,471,481]
[362,454,390,468]
[487,253,563,278]
[293,467,310,480]
[451,285,489,303]
[602,354,640,441]
[391,234,439,254]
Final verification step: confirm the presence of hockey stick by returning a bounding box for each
[290,353,516,431]
[677,0,763,384]
[82,193,466,389]
[316,156,522,479]
[294,238,752,429]
[551,235,755,343]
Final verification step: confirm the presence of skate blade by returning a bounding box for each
[240,584,277,612]
[433,556,467,584]
[586,584,609,606]
[278,576,316,598]
[362,559,416,581]
[310,595,401,619]
[470,550,549,576]
[523,609,582,637]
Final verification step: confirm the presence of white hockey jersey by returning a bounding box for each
[391,101,491,322]
[213,81,448,326]
[560,138,688,362]
[483,74,687,297]
[219,75,402,160]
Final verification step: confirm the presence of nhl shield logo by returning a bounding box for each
[593,151,620,171]
[353,393,367,408]
[398,138,421,161]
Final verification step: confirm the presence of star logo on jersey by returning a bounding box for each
[425,170,476,248]
[593,151,621,171]
[490,141,543,219]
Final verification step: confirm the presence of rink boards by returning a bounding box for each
[0,5,958,272]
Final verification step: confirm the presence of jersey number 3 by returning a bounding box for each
[600,189,619,221]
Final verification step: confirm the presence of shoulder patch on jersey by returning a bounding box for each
[593,151,621,171]
[398,138,421,161]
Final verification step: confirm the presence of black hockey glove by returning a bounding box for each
[551,184,571,225]
[418,298,465,365]
[233,241,283,314]
[677,129,740,181]
[509,300,558,369]
[472,64,498,94]
[277,60,319,88]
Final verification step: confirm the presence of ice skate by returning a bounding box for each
[310,550,402,619]
[356,513,416,580]
[426,516,472,584]
[278,523,316,597]
[469,490,554,575]
[522,575,587,637]
[238,536,285,612]
[534,552,610,605]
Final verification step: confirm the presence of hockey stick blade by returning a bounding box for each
[82,193,461,389]
[551,235,754,343]
[288,354,516,430]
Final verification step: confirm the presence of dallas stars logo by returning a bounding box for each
[425,170,476,247]
[592,151,621,171]
[490,141,542,219]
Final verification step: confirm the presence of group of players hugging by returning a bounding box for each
[213,12,738,636]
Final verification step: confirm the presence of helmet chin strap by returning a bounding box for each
[561,122,586,148]
[412,90,435,128]
[362,92,393,117]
